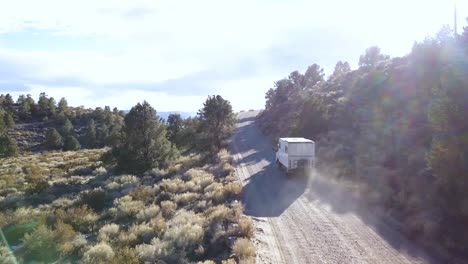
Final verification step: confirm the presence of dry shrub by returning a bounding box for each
[105,181,120,190]
[174,192,201,206]
[136,204,160,222]
[198,261,216,264]
[117,175,139,184]
[205,182,241,204]
[56,205,99,233]
[160,200,177,219]
[136,240,167,263]
[207,204,233,223]
[22,225,58,262]
[164,210,204,248]
[130,185,155,202]
[129,223,156,243]
[80,188,107,211]
[149,216,167,235]
[71,166,93,176]
[92,166,107,176]
[83,243,115,264]
[114,196,145,219]
[117,230,139,247]
[21,221,76,261]
[23,165,49,194]
[137,210,204,263]
[160,178,187,193]
[232,238,255,260]
[51,197,75,208]
[98,223,120,242]
[10,207,45,226]
[113,247,142,264]
[0,175,16,189]
[224,182,242,196]
[222,259,237,264]
[238,217,255,239]
[216,149,233,164]
[0,246,16,264]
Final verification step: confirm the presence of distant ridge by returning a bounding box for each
[123,110,196,120]
[158,111,196,120]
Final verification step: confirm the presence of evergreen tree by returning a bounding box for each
[47,97,57,117]
[17,95,32,121]
[37,93,50,119]
[197,95,235,151]
[45,128,62,150]
[57,97,69,114]
[84,119,97,147]
[60,118,74,137]
[3,112,14,128]
[2,93,14,112]
[0,135,18,158]
[114,101,177,174]
[166,113,183,145]
[63,135,80,151]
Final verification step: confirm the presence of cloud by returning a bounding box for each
[0,0,467,111]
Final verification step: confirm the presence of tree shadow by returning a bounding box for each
[232,113,306,217]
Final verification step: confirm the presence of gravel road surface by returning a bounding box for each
[231,111,437,264]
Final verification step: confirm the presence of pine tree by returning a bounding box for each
[0,135,18,158]
[57,97,69,114]
[198,95,235,151]
[114,101,178,174]
[166,113,183,146]
[45,128,62,150]
[84,119,97,147]
[3,112,14,128]
[17,95,32,121]
[60,118,74,137]
[63,135,80,151]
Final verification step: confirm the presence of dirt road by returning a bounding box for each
[231,111,437,264]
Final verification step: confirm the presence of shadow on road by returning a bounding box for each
[232,113,444,264]
[232,114,307,217]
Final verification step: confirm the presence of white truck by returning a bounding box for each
[275,137,315,175]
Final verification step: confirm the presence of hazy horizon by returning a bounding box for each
[0,0,466,112]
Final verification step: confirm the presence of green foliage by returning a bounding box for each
[258,21,468,254]
[3,221,43,246]
[36,92,56,119]
[3,113,14,128]
[426,44,468,221]
[60,118,74,137]
[167,113,183,146]
[63,135,80,151]
[17,94,33,121]
[80,188,107,211]
[84,119,97,147]
[45,128,63,150]
[21,222,77,263]
[57,97,69,114]
[114,101,178,174]
[358,46,390,69]
[197,95,235,152]
[0,135,18,158]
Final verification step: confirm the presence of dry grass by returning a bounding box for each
[0,148,254,263]
[232,238,256,260]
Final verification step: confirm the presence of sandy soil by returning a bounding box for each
[231,111,437,264]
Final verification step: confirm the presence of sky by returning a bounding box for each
[0,0,466,112]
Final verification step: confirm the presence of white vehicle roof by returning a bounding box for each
[280,137,314,143]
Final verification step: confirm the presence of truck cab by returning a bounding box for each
[275,137,315,175]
